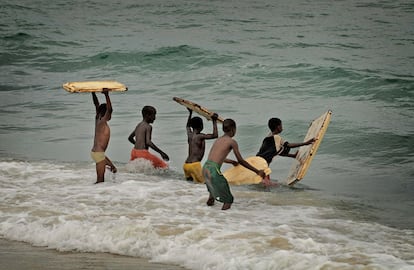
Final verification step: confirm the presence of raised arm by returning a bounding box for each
[102,90,112,120]
[210,113,219,138]
[186,108,193,128]
[186,108,193,138]
[200,113,219,140]
[92,92,99,113]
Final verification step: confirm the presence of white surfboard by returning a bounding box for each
[286,110,332,186]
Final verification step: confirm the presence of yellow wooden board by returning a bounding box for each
[62,80,128,93]
[286,110,332,186]
[223,156,271,185]
[173,97,224,123]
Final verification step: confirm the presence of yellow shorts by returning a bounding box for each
[183,162,204,183]
[91,151,105,163]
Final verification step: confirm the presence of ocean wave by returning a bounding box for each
[19,45,239,74]
[0,159,413,269]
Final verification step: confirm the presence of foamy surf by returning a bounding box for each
[0,160,412,270]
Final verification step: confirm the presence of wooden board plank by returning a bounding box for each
[286,110,332,186]
[173,97,224,123]
[62,81,128,93]
[223,156,271,185]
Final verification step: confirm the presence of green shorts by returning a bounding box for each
[203,160,234,204]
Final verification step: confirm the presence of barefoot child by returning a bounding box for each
[256,117,315,185]
[183,108,218,183]
[128,105,169,168]
[91,90,117,184]
[203,119,266,210]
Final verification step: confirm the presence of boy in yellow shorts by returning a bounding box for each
[91,91,117,184]
[183,109,218,183]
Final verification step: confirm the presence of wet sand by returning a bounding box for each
[0,238,187,270]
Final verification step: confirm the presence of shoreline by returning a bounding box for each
[0,238,187,270]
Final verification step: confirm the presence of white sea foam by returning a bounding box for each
[0,160,413,270]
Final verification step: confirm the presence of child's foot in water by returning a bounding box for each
[206,197,215,206]
[222,203,231,210]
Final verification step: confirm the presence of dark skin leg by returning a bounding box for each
[95,160,106,184]
[206,194,215,206]
[222,203,231,210]
[95,157,117,184]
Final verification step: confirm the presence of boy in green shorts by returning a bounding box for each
[203,119,266,210]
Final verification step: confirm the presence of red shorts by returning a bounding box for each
[130,149,168,169]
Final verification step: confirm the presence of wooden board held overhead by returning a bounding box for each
[173,97,224,123]
[62,80,128,93]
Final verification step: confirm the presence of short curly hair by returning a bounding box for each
[142,105,156,117]
[268,118,281,131]
[223,119,236,132]
[190,116,203,130]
